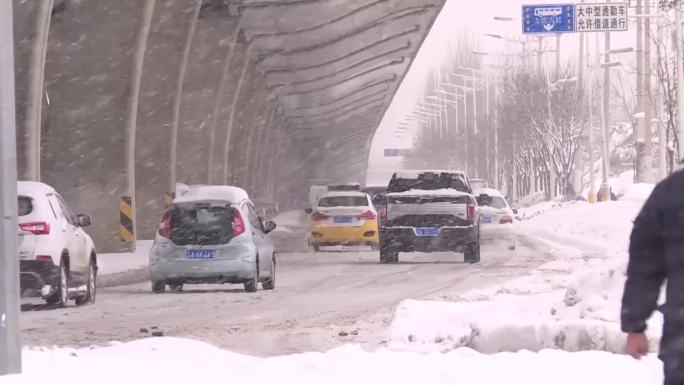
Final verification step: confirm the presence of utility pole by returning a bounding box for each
[600,30,612,201]
[484,74,491,183]
[587,33,597,203]
[635,0,646,181]
[657,2,667,178]
[676,1,684,165]
[492,72,499,189]
[537,36,544,73]
[575,24,585,197]
[472,77,479,178]
[0,0,21,374]
[643,0,653,181]
[124,0,155,251]
[555,34,561,80]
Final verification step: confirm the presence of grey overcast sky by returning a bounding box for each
[366,0,638,185]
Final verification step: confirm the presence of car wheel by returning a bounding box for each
[46,260,69,307]
[169,283,183,292]
[262,255,275,290]
[465,242,481,264]
[75,260,96,306]
[152,280,166,293]
[380,247,399,264]
[244,261,259,293]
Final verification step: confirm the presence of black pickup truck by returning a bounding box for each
[379,170,480,264]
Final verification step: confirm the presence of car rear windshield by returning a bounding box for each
[318,196,368,207]
[18,196,32,216]
[485,196,508,209]
[170,204,234,246]
[388,173,471,193]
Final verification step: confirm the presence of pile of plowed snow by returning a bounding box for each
[386,183,663,355]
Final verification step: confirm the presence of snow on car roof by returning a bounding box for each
[386,188,471,197]
[394,170,467,179]
[319,191,368,198]
[17,181,57,197]
[473,188,504,197]
[174,185,249,204]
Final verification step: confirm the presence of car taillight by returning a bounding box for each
[467,199,476,224]
[19,222,50,235]
[158,211,171,238]
[310,211,329,221]
[232,208,246,237]
[35,255,53,262]
[500,215,513,224]
[357,210,376,220]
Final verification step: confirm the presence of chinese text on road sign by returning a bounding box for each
[523,4,575,34]
[522,3,629,34]
[575,3,628,32]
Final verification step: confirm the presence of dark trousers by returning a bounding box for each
[664,354,684,385]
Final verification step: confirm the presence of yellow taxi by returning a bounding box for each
[308,191,379,251]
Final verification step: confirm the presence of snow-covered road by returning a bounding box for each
[20,237,554,356]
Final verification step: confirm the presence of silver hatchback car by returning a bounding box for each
[149,185,277,293]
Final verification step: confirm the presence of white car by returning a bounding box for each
[474,188,517,250]
[18,181,97,307]
[149,185,277,293]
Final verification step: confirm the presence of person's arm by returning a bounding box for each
[621,185,666,334]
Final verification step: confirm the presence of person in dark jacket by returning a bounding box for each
[622,169,684,384]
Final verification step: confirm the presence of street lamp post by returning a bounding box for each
[416,101,443,134]
[441,81,473,174]
[599,58,622,201]
[0,0,21,374]
[427,95,448,139]
[433,90,465,169]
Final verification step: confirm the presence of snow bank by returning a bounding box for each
[0,337,661,385]
[387,196,663,355]
[516,191,547,208]
[619,183,655,202]
[520,200,642,256]
[516,198,564,220]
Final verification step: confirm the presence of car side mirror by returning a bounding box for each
[263,220,277,234]
[512,209,519,215]
[304,208,313,214]
[77,214,91,227]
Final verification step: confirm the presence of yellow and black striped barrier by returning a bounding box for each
[164,191,175,207]
[119,196,134,242]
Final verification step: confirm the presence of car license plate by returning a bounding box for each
[334,216,353,224]
[481,216,492,224]
[186,250,216,260]
[415,227,439,237]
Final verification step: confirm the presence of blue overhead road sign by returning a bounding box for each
[522,4,575,34]
[384,149,410,157]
